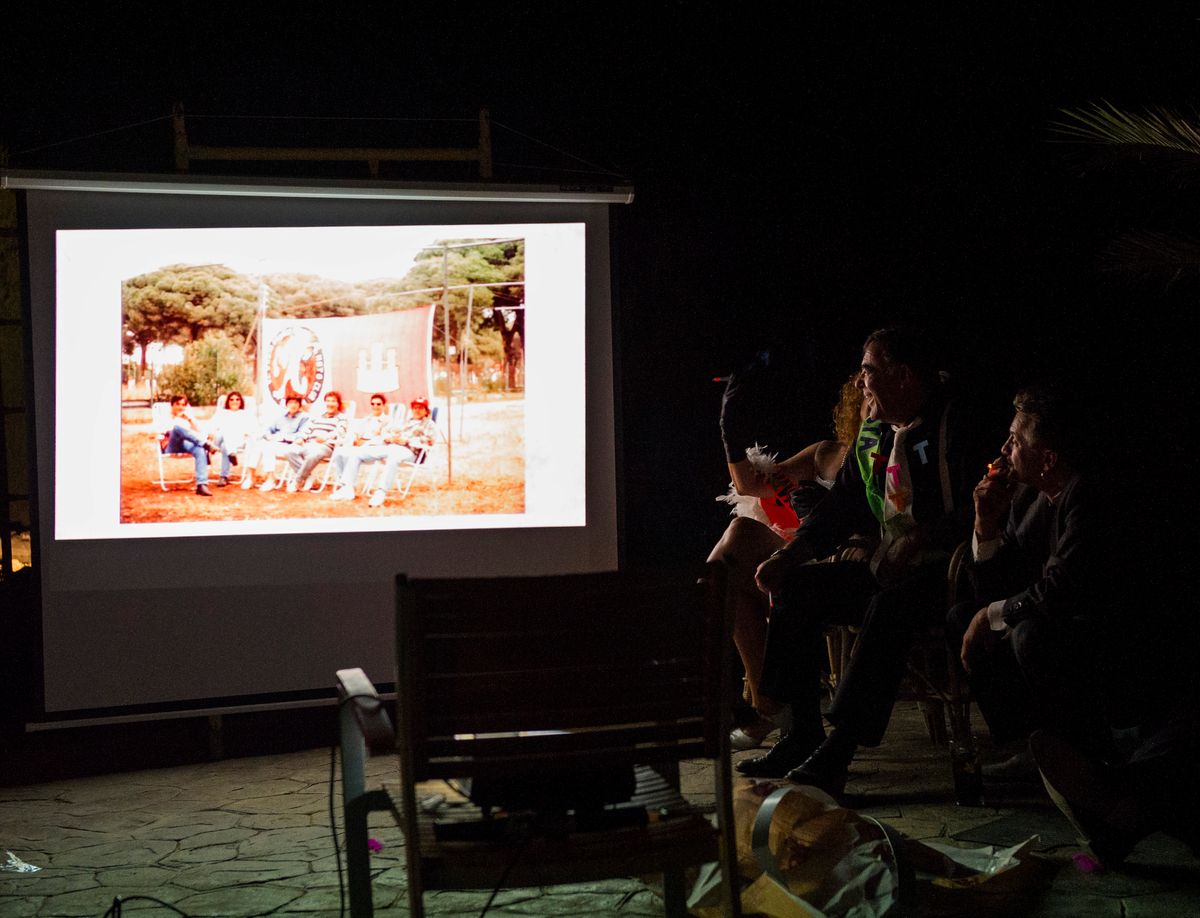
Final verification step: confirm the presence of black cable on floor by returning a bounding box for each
[101,895,191,917]
[477,840,527,918]
[329,742,346,918]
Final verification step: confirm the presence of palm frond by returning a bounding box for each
[1051,102,1200,157]
[1101,231,1200,290]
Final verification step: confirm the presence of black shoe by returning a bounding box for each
[196,484,213,497]
[786,734,854,797]
[1030,730,1143,869]
[217,476,229,487]
[230,454,238,466]
[735,729,824,778]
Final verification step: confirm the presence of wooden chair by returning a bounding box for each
[900,539,973,746]
[336,566,741,918]
[822,541,973,745]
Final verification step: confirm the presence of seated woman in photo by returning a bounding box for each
[209,390,258,486]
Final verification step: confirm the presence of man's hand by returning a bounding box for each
[754,551,791,595]
[959,607,1000,674]
[874,530,922,584]
[841,546,869,563]
[973,459,1014,540]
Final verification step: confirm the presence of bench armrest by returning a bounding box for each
[336,667,395,754]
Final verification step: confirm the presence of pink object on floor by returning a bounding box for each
[368,838,384,853]
[1072,852,1101,873]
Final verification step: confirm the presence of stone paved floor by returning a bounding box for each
[2,703,1198,916]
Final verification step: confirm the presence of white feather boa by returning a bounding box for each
[716,445,797,539]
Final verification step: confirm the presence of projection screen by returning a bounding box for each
[8,171,632,721]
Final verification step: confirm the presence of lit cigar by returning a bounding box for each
[986,457,1009,480]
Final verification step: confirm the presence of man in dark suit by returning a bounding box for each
[949,385,1111,770]
[737,326,989,792]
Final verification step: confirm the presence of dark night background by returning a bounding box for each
[3,4,1196,597]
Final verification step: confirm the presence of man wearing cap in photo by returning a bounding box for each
[330,396,436,507]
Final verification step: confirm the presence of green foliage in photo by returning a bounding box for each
[157,332,250,406]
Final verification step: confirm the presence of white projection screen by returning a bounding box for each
[9,171,630,721]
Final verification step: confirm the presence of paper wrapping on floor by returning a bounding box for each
[689,779,1049,918]
[904,836,1056,918]
[2,851,41,873]
[690,779,900,917]
[908,835,1039,880]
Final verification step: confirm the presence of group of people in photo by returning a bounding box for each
[711,324,1196,867]
[157,389,436,508]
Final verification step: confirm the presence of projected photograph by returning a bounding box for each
[55,223,587,539]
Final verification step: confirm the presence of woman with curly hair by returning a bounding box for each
[712,372,872,750]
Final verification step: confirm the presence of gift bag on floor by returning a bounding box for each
[689,778,1051,918]
[690,779,904,917]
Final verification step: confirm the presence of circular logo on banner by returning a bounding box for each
[266,326,326,406]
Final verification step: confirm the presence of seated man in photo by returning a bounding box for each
[285,390,349,492]
[162,394,216,497]
[244,396,309,491]
[327,392,393,500]
[330,396,436,507]
[949,385,1113,776]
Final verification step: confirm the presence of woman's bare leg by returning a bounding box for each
[708,515,785,714]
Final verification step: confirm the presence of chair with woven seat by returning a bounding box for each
[822,540,973,747]
[897,540,973,745]
[336,566,741,918]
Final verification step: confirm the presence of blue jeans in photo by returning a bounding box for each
[166,424,210,485]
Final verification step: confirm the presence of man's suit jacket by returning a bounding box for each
[791,388,989,564]
[972,474,1105,627]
